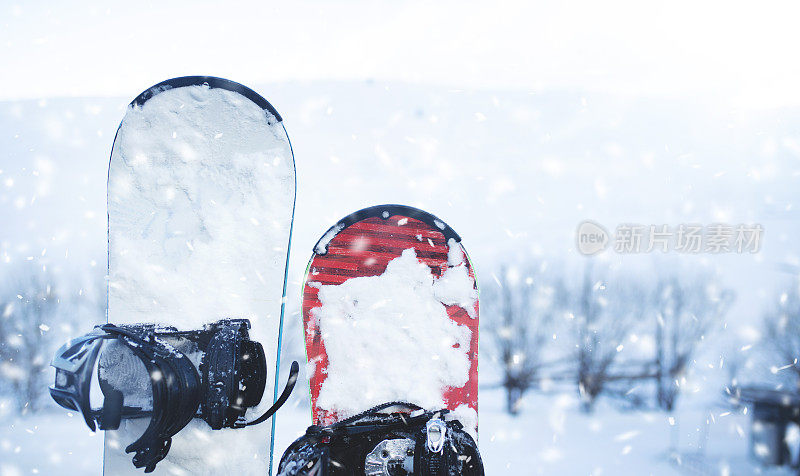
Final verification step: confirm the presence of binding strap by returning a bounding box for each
[234,360,300,427]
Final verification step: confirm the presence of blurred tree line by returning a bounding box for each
[3,255,797,418]
[483,260,736,414]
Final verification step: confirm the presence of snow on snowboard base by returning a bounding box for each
[301,205,479,436]
[106,76,295,475]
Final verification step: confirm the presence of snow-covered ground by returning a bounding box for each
[0,389,792,475]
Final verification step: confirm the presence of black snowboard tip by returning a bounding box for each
[313,204,461,255]
[129,76,283,122]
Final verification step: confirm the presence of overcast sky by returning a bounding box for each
[3,0,800,108]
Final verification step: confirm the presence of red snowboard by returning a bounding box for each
[301,205,479,432]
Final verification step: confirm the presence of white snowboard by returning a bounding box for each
[106,77,295,475]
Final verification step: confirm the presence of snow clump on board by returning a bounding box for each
[313,246,476,418]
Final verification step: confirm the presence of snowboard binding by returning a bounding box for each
[277,402,484,476]
[50,319,299,472]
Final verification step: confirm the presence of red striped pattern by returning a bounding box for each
[302,215,479,429]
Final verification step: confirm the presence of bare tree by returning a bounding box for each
[653,274,734,411]
[575,264,645,411]
[484,263,568,415]
[0,263,59,412]
[762,279,800,391]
